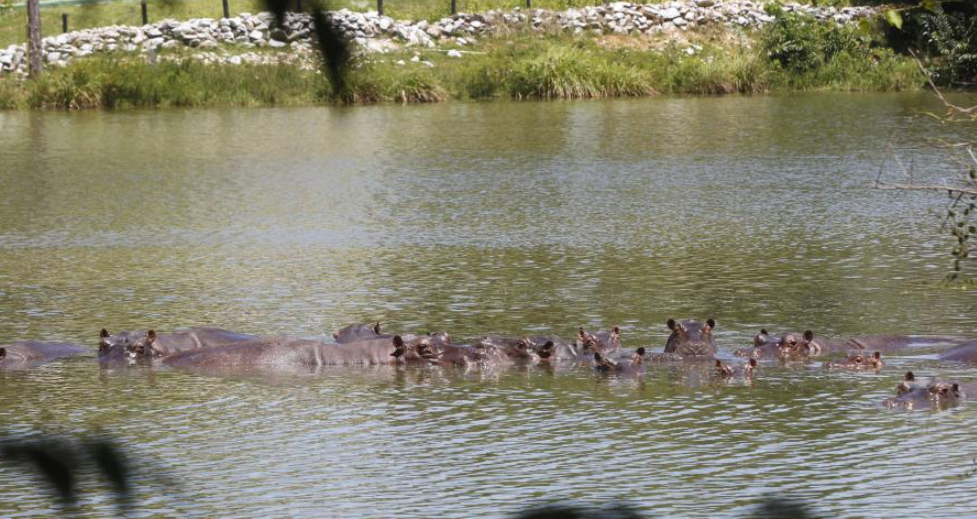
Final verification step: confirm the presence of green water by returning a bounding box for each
[1,93,976,517]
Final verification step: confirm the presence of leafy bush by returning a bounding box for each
[885,2,977,85]
[761,12,870,73]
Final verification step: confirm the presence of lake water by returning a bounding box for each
[1,93,976,517]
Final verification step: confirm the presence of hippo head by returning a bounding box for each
[333,322,385,344]
[98,328,145,360]
[576,327,621,353]
[793,331,823,356]
[885,372,962,410]
[665,318,717,357]
[496,337,537,361]
[126,330,160,359]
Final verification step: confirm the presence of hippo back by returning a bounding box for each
[165,336,407,368]
[1,341,86,370]
[939,341,977,363]
[333,322,391,344]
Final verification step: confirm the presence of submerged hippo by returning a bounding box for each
[737,328,970,359]
[474,335,539,363]
[0,341,86,370]
[938,341,977,363]
[576,327,621,354]
[98,327,256,361]
[593,347,645,374]
[333,322,391,344]
[883,371,977,410]
[715,358,758,378]
[663,319,717,357]
[165,335,413,369]
[822,352,884,370]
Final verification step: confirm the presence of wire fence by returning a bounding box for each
[0,0,593,46]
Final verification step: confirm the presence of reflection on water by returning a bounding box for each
[1,94,977,517]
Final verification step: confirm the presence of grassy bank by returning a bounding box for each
[0,14,924,110]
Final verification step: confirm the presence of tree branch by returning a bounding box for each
[874,182,977,196]
[911,50,977,116]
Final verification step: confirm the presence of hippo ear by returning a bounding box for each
[543,341,554,349]
[373,322,381,334]
[707,318,716,329]
[390,347,404,358]
[147,330,157,344]
[578,328,586,339]
[100,328,110,338]
[715,359,722,367]
[760,328,768,335]
[874,351,881,359]
[749,358,758,367]
[393,335,404,348]
[0,347,5,358]
[636,347,645,356]
[905,371,915,382]
[332,331,339,339]
[667,319,676,331]
[803,330,814,341]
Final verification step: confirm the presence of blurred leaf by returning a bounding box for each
[885,9,903,30]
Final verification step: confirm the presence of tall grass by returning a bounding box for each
[23,56,325,109]
[0,26,926,111]
[505,45,654,99]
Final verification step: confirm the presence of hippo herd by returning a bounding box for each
[4,318,977,410]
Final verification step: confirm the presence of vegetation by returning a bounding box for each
[0,14,927,110]
[883,0,977,86]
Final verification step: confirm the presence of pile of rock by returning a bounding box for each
[0,1,879,75]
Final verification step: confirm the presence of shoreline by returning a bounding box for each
[0,2,925,110]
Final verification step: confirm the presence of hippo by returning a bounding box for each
[532,336,594,362]
[715,358,758,378]
[165,335,414,369]
[882,371,977,410]
[576,327,621,354]
[822,352,884,370]
[333,322,391,344]
[0,341,86,370]
[98,327,256,361]
[593,347,645,374]
[474,335,539,363]
[733,329,800,359]
[938,341,977,363]
[664,318,717,357]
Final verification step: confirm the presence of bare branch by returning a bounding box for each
[873,182,977,196]
[911,50,977,116]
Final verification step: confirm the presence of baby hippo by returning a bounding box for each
[823,352,884,370]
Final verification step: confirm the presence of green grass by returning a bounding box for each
[0,23,927,111]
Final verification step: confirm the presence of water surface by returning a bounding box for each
[1,93,976,517]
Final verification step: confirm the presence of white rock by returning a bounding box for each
[447,49,462,57]
[660,7,681,20]
[268,39,286,48]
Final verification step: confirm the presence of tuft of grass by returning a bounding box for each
[506,45,655,99]
[338,61,447,103]
[22,54,327,109]
[0,75,27,108]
